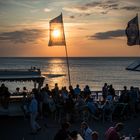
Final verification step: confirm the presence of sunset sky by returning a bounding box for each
[0,0,140,57]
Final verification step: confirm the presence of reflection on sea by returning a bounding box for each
[43,58,68,89]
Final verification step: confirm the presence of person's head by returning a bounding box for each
[69,85,73,90]
[104,83,107,86]
[115,123,124,132]
[110,84,113,88]
[124,86,127,90]
[130,86,134,91]
[76,84,79,88]
[1,83,5,87]
[81,122,88,129]
[16,87,20,91]
[85,85,89,89]
[45,84,49,89]
[92,131,99,140]
[23,87,26,91]
[45,84,48,87]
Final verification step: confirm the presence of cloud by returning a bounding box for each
[0,0,35,9]
[0,29,46,43]
[120,6,140,11]
[88,29,125,40]
[44,8,51,12]
[63,0,140,15]
[69,15,75,19]
[63,1,118,14]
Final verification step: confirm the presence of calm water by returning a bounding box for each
[0,57,140,92]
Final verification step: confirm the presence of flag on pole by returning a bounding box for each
[125,14,140,46]
[48,13,66,46]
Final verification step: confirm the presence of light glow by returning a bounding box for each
[52,29,61,38]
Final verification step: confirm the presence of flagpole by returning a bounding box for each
[137,13,140,48]
[61,13,71,86]
[64,43,71,86]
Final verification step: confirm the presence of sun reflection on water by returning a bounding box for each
[44,58,68,89]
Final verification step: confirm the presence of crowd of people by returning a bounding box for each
[53,121,140,140]
[0,83,140,139]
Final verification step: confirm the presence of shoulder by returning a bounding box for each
[86,128,93,134]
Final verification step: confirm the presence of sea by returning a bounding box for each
[0,57,140,93]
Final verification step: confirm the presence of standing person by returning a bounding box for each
[69,85,75,98]
[119,86,130,103]
[83,85,91,99]
[52,83,59,101]
[108,85,115,99]
[102,83,108,100]
[74,84,81,98]
[129,86,138,117]
[81,122,93,140]
[53,122,71,140]
[44,84,51,96]
[29,94,41,134]
[105,123,124,140]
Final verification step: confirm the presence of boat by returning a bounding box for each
[0,67,45,116]
[126,60,140,72]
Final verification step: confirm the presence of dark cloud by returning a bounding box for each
[73,0,119,14]
[85,1,101,7]
[0,29,45,43]
[120,6,140,11]
[88,29,125,40]
[66,0,140,15]
[69,15,75,19]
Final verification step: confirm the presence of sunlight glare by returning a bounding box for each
[52,29,61,38]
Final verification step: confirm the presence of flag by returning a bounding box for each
[48,13,66,46]
[125,14,140,46]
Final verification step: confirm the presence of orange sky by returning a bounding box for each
[0,0,140,57]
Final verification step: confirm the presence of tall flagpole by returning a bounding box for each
[62,13,71,86]
[137,13,140,48]
[136,13,140,48]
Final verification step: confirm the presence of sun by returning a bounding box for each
[52,29,61,38]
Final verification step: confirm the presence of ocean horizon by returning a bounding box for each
[0,57,140,92]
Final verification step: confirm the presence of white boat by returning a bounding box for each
[0,68,45,116]
[126,61,140,72]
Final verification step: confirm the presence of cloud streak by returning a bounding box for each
[0,29,46,43]
[63,0,140,15]
[89,29,125,40]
